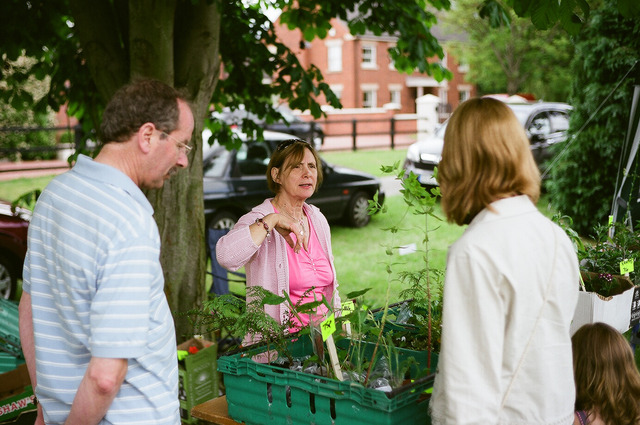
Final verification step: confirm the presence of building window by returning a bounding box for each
[330,84,343,100]
[327,42,343,72]
[440,51,448,69]
[363,89,377,108]
[389,85,401,105]
[388,43,396,70]
[458,85,472,103]
[361,44,377,69]
[458,59,470,73]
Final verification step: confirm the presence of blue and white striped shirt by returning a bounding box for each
[23,155,180,425]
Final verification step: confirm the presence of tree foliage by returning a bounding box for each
[545,0,640,235]
[0,0,453,341]
[441,0,574,100]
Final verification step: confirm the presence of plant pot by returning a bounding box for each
[218,336,438,425]
[571,271,639,335]
[580,271,633,297]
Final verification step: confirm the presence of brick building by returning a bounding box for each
[274,17,476,127]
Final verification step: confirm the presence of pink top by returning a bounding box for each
[216,199,341,343]
[277,208,333,329]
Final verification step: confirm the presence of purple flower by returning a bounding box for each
[598,273,613,283]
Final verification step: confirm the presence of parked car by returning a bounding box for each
[203,129,384,230]
[404,101,573,187]
[210,104,325,150]
[0,199,30,299]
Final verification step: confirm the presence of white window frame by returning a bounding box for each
[388,43,396,70]
[389,84,402,105]
[326,40,343,72]
[361,84,378,108]
[330,84,343,100]
[361,44,377,69]
[458,85,472,103]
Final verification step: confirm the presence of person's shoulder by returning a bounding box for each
[239,198,274,223]
[574,410,590,425]
[304,202,321,214]
[304,203,328,224]
[251,198,275,213]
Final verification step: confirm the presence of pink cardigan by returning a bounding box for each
[216,198,341,326]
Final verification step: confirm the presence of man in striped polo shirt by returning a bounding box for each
[19,79,194,425]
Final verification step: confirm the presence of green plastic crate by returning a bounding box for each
[0,300,21,358]
[177,338,218,424]
[0,353,24,375]
[218,336,438,425]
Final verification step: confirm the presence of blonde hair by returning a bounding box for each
[572,322,640,425]
[438,97,540,225]
[266,139,323,194]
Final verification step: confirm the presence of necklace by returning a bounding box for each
[274,200,306,236]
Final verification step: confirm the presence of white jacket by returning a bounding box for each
[430,195,579,425]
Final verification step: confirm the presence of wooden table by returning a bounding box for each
[190,396,243,425]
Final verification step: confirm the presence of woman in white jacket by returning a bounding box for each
[429,97,579,425]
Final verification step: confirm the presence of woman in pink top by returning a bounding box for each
[216,139,341,335]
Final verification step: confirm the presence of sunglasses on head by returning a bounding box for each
[276,139,309,151]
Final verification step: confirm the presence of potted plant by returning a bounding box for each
[555,215,640,334]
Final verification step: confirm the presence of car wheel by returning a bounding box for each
[208,211,238,231]
[345,191,371,228]
[0,254,17,300]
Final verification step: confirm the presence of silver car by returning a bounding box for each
[404,101,572,187]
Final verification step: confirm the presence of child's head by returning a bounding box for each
[572,322,640,424]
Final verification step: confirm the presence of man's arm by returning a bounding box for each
[18,292,37,389]
[64,357,128,425]
[20,293,128,425]
[18,292,44,425]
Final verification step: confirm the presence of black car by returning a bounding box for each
[210,104,324,150]
[403,101,573,187]
[203,130,384,230]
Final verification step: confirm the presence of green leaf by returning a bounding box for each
[618,0,640,16]
[295,300,324,314]
[262,291,287,306]
[302,26,316,42]
[479,0,512,27]
[530,0,559,30]
[346,288,372,299]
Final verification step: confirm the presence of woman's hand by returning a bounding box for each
[272,213,307,253]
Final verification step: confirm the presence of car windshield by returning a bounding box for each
[203,147,232,178]
[506,104,533,126]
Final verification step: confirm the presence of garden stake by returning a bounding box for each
[326,334,344,381]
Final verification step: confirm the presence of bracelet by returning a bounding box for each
[255,217,271,238]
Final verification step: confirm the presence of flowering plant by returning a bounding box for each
[577,221,640,296]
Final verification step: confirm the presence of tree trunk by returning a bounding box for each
[67,0,222,343]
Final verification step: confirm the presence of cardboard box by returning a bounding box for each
[571,273,638,335]
[177,338,218,424]
[0,364,36,424]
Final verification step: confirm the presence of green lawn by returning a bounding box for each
[0,175,56,201]
[331,195,462,308]
[321,148,408,177]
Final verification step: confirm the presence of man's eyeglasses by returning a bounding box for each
[276,139,309,151]
[160,131,192,155]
